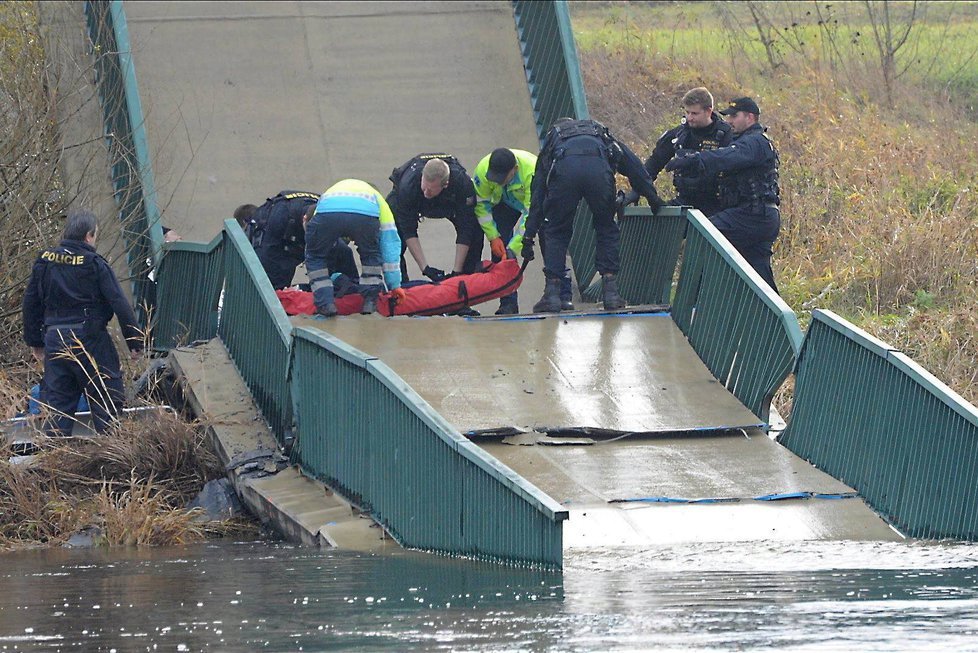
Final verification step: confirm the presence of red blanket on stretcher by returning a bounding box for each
[275,258,523,317]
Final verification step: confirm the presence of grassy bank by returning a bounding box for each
[571,1,978,405]
[0,405,260,551]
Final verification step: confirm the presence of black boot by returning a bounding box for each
[602,274,625,310]
[533,278,563,313]
[360,287,379,314]
[495,295,519,316]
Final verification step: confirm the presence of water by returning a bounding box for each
[2,539,978,651]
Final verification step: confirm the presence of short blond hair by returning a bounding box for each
[421,158,450,184]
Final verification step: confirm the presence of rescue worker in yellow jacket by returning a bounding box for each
[473,148,573,314]
[305,179,404,317]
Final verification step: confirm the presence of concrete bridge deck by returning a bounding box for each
[295,311,902,547]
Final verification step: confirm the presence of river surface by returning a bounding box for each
[2,539,978,651]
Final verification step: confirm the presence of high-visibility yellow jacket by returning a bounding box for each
[472,149,536,254]
[315,179,401,289]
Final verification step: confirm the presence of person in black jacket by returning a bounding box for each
[22,209,143,436]
[644,87,733,217]
[522,118,662,312]
[233,191,358,289]
[386,153,484,282]
[666,97,781,292]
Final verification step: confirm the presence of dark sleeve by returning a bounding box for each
[524,131,557,240]
[644,127,677,179]
[96,258,142,350]
[22,260,46,348]
[615,139,660,203]
[393,168,422,239]
[697,133,772,176]
[451,170,480,243]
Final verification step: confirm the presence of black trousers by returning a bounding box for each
[42,326,124,436]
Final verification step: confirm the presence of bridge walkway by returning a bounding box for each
[294,310,901,547]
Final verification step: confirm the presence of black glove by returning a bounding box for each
[645,192,664,212]
[522,237,535,263]
[615,190,627,220]
[422,265,446,282]
[664,154,698,173]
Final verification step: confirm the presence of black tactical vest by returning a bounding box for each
[719,132,780,208]
[672,120,733,201]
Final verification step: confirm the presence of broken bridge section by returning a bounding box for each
[292,311,764,436]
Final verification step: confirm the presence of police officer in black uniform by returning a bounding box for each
[644,87,733,216]
[666,97,781,292]
[386,153,484,282]
[233,191,358,289]
[523,118,662,312]
[22,209,143,436]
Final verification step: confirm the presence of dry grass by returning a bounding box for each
[577,27,978,407]
[0,409,235,550]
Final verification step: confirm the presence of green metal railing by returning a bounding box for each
[218,220,294,443]
[596,205,687,305]
[152,233,225,350]
[291,328,568,568]
[672,210,803,423]
[83,1,163,324]
[780,310,978,540]
[512,0,600,295]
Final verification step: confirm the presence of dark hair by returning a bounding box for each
[233,204,258,224]
[63,209,98,241]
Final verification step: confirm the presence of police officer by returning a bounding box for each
[22,209,143,436]
[665,97,781,292]
[386,153,483,282]
[305,179,405,317]
[233,191,358,289]
[644,87,733,216]
[473,147,576,314]
[523,118,662,312]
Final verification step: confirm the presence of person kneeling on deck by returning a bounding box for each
[304,180,404,317]
[232,191,358,289]
[22,209,143,436]
[523,118,662,312]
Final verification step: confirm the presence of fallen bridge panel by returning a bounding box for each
[292,312,764,434]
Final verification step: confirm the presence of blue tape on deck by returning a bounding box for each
[611,491,860,504]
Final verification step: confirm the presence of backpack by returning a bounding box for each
[249,191,319,249]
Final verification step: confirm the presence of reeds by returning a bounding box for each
[0,405,256,551]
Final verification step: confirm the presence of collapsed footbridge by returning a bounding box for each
[46,1,978,568]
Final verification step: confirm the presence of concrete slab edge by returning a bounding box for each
[168,339,394,552]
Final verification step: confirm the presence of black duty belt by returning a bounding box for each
[557,145,606,159]
[46,322,86,333]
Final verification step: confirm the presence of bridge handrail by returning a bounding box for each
[152,233,224,350]
[672,209,804,423]
[513,0,604,296]
[592,205,687,305]
[291,327,567,568]
[83,0,162,321]
[780,309,978,540]
[218,219,293,443]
